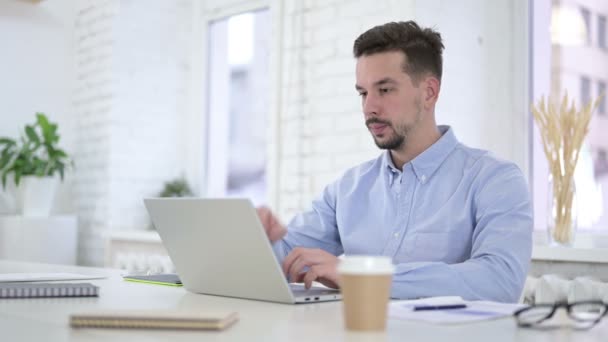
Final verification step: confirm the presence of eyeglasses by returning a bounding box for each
[514,301,608,329]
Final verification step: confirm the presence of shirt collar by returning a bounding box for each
[382,125,459,183]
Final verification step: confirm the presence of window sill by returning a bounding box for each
[104,230,608,263]
[532,245,608,263]
[106,230,161,243]
[532,231,608,263]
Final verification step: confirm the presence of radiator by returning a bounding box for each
[521,275,608,304]
[112,252,175,274]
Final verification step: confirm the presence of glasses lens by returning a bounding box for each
[516,306,555,325]
[570,302,607,322]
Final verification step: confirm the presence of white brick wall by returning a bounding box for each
[276,0,418,219]
[73,0,191,265]
[73,0,117,266]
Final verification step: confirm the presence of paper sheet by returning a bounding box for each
[389,297,526,324]
[0,273,107,282]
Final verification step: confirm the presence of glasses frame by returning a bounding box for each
[514,300,608,329]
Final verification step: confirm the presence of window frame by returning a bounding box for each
[530,0,608,248]
[188,0,281,208]
[598,14,606,50]
[599,81,606,115]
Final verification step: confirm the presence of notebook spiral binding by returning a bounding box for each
[0,283,99,298]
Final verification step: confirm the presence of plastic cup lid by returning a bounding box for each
[337,255,395,275]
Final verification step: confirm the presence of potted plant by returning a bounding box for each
[158,177,194,198]
[0,112,72,216]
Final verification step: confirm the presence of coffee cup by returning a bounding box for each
[338,256,394,331]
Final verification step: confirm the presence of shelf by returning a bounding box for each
[532,245,608,263]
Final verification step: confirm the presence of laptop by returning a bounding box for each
[144,198,341,304]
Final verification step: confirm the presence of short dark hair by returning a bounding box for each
[353,21,444,83]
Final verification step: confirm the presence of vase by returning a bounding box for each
[547,174,577,246]
[13,176,59,217]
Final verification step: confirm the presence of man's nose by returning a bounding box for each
[363,93,380,116]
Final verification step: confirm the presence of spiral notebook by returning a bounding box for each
[0,282,99,298]
[70,310,239,330]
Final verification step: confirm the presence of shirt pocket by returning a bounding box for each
[405,232,454,262]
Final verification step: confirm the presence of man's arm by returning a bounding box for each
[272,181,344,264]
[391,165,533,303]
[265,182,344,288]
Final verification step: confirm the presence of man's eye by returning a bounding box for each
[380,88,391,94]
[358,92,367,97]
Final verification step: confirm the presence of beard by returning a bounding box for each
[366,102,422,150]
[367,119,407,150]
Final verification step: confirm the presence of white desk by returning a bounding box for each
[0,260,606,342]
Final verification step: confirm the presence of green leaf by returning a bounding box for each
[1,146,13,161]
[37,113,50,131]
[25,125,40,145]
[0,138,16,146]
[52,149,68,159]
[0,112,71,184]
[4,152,18,171]
[34,158,45,176]
[0,153,10,170]
[15,169,21,186]
[57,162,65,180]
[38,114,56,144]
[49,124,59,143]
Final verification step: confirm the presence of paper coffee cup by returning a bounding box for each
[338,256,394,331]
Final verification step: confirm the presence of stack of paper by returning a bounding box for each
[389,296,526,324]
[0,273,107,282]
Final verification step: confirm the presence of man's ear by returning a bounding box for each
[423,76,440,109]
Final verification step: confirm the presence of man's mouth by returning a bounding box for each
[368,122,390,135]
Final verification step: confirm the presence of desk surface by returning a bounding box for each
[0,260,606,342]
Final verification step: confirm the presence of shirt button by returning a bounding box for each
[420,175,427,183]
[394,232,399,238]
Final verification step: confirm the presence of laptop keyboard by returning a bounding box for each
[289,283,340,295]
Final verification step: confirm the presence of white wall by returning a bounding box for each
[0,0,76,213]
[72,0,192,265]
[419,0,529,172]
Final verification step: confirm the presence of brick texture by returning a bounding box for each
[275,0,416,220]
[73,0,191,265]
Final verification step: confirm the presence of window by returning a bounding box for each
[599,15,607,49]
[581,76,591,106]
[532,2,607,233]
[581,6,592,45]
[205,10,270,205]
[599,81,607,115]
[596,149,608,178]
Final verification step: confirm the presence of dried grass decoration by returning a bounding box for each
[531,93,601,244]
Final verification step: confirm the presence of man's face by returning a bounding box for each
[355,51,423,151]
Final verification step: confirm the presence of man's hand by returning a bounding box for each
[283,247,339,289]
[256,206,287,243]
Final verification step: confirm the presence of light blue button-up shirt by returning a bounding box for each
[272,126,533,303]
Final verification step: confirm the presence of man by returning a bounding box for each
[258,21,532,303]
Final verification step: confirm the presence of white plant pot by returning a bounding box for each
[14,176,59,217]
[0,180,17,215]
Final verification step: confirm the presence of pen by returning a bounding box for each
[413,304,467,311]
